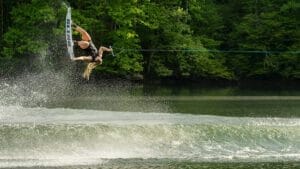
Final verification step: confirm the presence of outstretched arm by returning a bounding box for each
[73,24,91,41]
[98,46,113,59]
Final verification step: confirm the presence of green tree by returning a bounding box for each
[229,0,300,79]
[0,0,298,80]
[136,0,233,79]
[2,0,65,73]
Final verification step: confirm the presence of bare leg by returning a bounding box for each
[72,56,93,62]
[74,26,92,41]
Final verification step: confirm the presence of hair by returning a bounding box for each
[83,62,100,80]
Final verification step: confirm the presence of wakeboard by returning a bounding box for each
[66,6,74,59]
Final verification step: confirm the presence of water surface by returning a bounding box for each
[0,75,299,168]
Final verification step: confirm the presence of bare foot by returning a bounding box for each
[71,22,78,29]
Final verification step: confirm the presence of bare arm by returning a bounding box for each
[98,46,112,58]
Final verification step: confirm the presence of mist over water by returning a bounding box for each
[0,70,173,167]
[0,70,300,168]
[0,72,67,107]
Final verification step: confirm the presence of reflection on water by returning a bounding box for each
[43,83,300,117]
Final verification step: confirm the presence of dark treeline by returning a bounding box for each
[0,0,299,81]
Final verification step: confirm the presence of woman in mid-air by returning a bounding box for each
[71,23,113,80]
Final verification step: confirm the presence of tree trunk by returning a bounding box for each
[146,52,154,75]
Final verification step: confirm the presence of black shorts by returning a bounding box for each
[91,52,99,62]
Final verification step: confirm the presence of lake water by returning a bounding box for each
[0,73,299,169]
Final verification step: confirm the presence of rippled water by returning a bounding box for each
[0,73,299,169]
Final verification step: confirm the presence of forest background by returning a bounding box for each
[0,0,299,82]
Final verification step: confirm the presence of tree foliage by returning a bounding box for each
[1,0,299,80]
